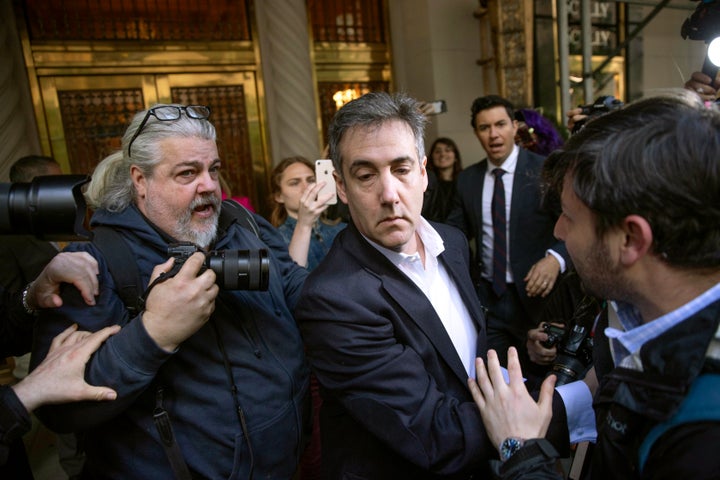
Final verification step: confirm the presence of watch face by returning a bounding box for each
[500,437,524,462]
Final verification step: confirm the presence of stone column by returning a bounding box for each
[254,0,321,165]
[0,0,41,179]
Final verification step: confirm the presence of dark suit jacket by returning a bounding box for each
[295,221,569,479]
[446,148,569,324]
[0,236,58,293]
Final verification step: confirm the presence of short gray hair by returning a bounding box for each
[85,104,216,211]
[327,92,427,176]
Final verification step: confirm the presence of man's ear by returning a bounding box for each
[130,165,147,199]
[334,170,348,205]
[421,156,429,192]
[619,214,653,266]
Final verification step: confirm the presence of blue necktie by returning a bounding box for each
[491,168,507,296]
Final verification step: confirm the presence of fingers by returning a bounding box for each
[538,374,557,408]
[75,325,122,358]
[49,324,79,350]
[299,182,331,217]
[505,347,525,386]
[690,71,713,84]
[486,349,507,390]
[149,257,176,283]
[524,258,559,297]
[175,253,208,280]
[537,374,557,429]
[467,365,485,409]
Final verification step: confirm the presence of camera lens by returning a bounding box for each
[206,249,270,290]
[0,175,91,239]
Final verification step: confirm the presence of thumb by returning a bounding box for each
[87,386,117,402]
[538,374,557,412]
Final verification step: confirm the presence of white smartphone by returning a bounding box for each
[426,99,447,115]
[314,159,337,205]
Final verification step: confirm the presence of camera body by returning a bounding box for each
[541,323,567,349]
[681,0,720,43]
[572,96,624,134]
[167,242,269,291]
[548,324,594,386]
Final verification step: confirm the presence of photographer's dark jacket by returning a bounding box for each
[0,288,35,478]
[31,204,311,479]
[493,297,720,480]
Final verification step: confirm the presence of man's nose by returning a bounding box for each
[380,173,400,204]
[197,170,218,192]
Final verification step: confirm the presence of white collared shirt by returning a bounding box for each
[480,145,565,282]
[365,218,479,378]
[481,145,519,282]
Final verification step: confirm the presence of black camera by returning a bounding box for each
[541,323,567,349]
[572,95,624,134]
[549,324,594,386]
[167,242,270,291]
[681,0,720,78]
[0,175,91,240]
[541,291,600,386]
[682,0,720,43]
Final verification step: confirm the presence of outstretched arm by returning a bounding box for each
[13,323,120,412]
[287,181,334,267]
[27,251,100,310]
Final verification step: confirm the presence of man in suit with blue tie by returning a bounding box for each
[295,92,571,479]
[446,95,570,372]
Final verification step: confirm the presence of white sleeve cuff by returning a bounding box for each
[546,249,567,274]
[556,380,597,443]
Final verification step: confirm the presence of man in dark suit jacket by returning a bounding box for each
[446,95,570,370]
[295,92,569,479]
[0,156,63,294]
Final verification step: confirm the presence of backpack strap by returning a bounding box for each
[221,199,260,239]
[91,226,144,316]
[638,373,720,471]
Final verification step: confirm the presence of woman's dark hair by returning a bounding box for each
[268,156,315,227]
[427,137,462,181]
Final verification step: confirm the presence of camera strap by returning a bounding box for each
[153,387,193,480]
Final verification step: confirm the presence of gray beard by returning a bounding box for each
[174,194,221,249]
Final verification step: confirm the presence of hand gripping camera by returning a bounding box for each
[541,294,601,386]
[572,95,624,134]
[166,242,270,291]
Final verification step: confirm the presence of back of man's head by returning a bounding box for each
[470,95,515,129]
[85,104,216,212]
[10,155,61,182]
[544,90,720,270]
[327,91,427,175]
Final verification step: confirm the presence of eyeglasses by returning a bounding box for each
[127,105,211,157]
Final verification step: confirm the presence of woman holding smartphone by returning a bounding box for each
[269,156,346,271]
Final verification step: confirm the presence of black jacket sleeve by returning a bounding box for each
[0,287,34,358]
[491,439,562,480]
[0,385,31,466]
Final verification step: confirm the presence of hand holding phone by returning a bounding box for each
[315,159,337,205]
[420,100,447,115]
